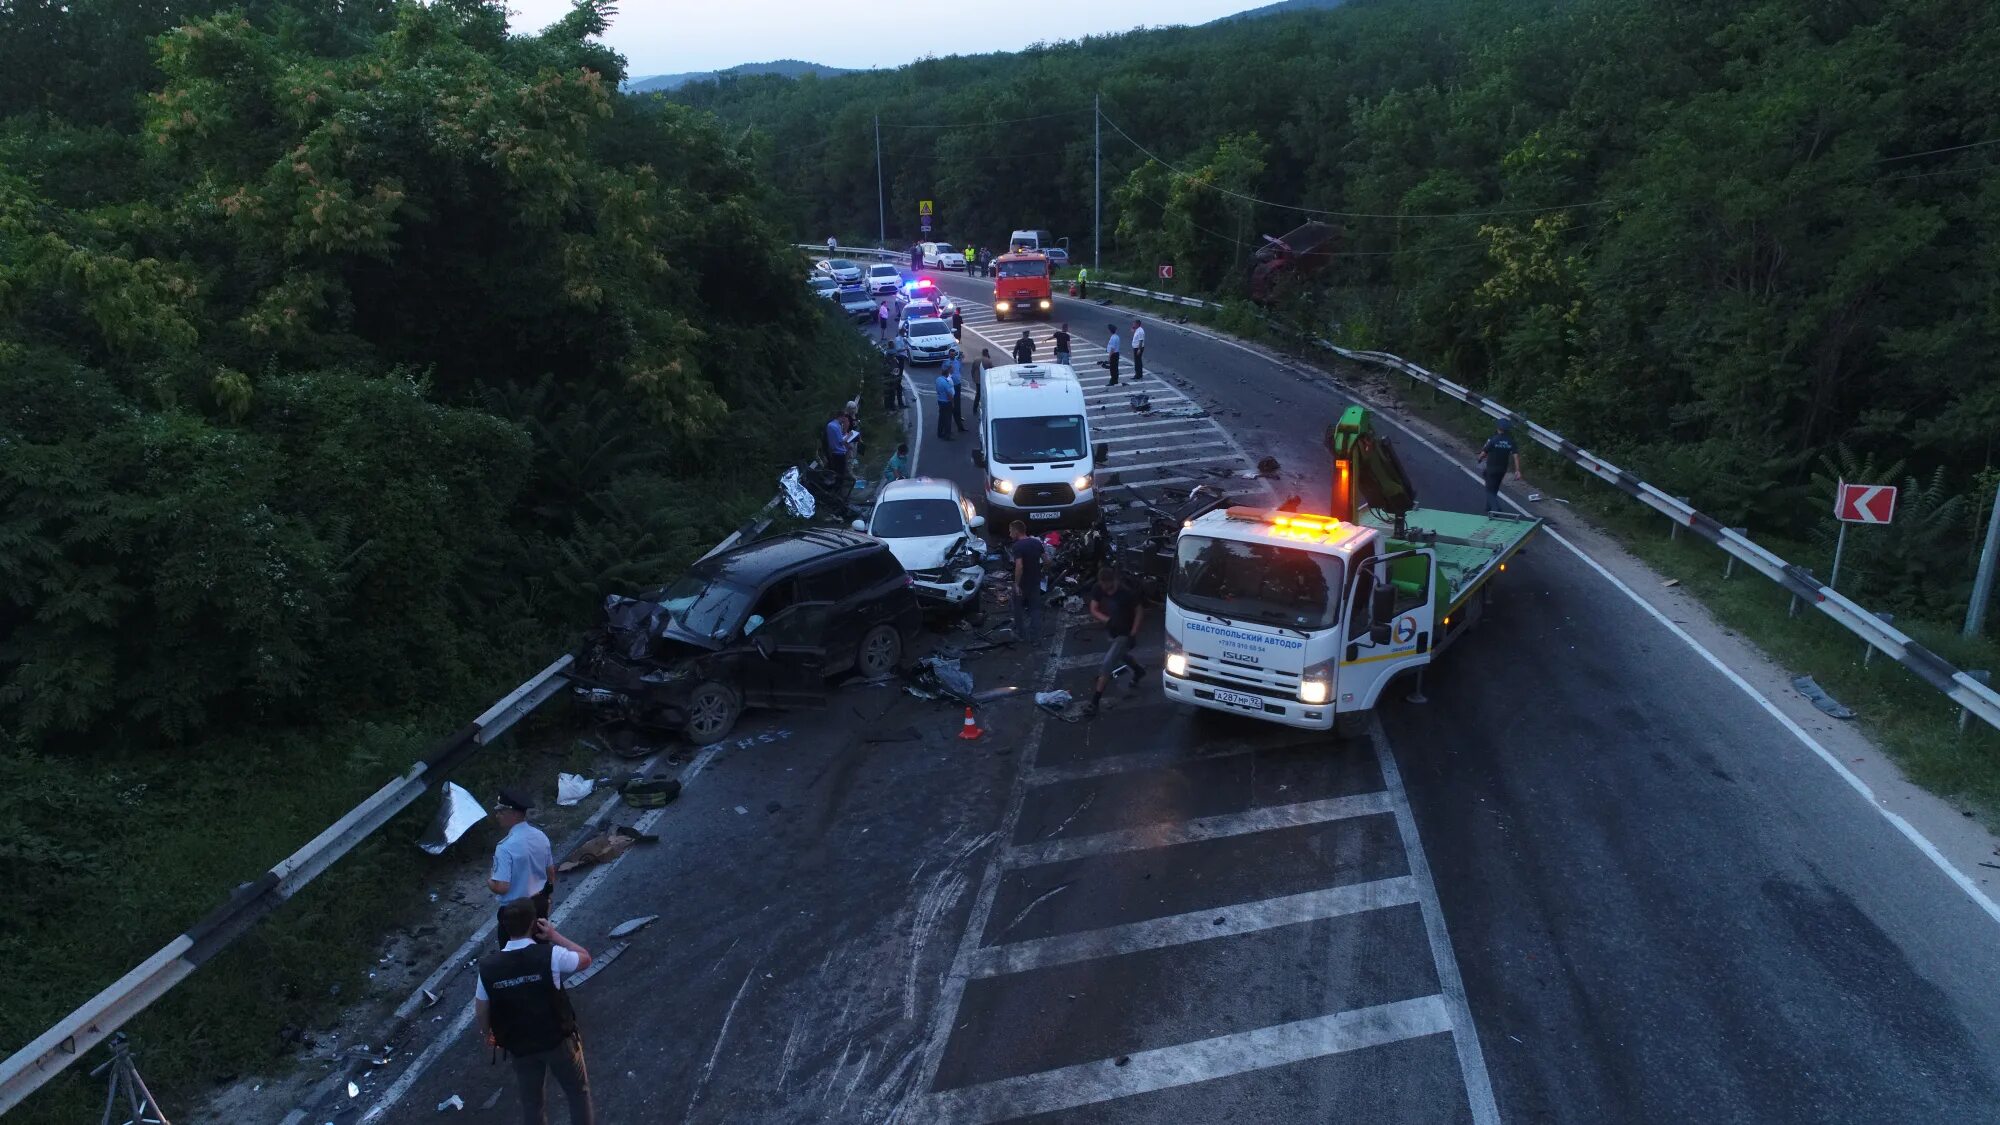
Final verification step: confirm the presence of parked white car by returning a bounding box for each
[854,478,985,615]
[866,262,903,296]
[922,242,967,270]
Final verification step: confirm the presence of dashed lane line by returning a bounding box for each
[927,995,1456,1125]
[966,877,1421,978]
[1001,791,1396,869]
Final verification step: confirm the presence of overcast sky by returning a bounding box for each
[503,1,1261,76]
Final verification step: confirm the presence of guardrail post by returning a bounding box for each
[1669,498,1691,541]
[1964,670,1993,733]
[1723,528,1747,578]
[1862,612,1895,666]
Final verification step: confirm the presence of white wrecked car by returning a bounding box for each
[854,477,986,617]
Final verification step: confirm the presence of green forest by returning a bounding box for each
[0,0,866,1116]
[674,0,2000,621]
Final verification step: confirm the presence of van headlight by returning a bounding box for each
[994,478,1015,495]
[1298,657,1334,705]
[1072,474,1092,492]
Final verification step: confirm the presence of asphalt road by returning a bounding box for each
[349,270,2000,1125]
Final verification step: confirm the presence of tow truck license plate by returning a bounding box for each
[1210,687,1263,711]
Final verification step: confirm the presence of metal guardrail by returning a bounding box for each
[1319,343,2000,734]
[0,478,814,1111]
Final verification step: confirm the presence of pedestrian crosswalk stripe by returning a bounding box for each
[1001,791,1393,869]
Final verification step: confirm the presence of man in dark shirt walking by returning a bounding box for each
[1052,323,1072,367]
[1008,521,1046,645]
[477,900,595,1125]
[1476,418,1523,514]
[1084,567,1145,715]
[1012,330,1035,365]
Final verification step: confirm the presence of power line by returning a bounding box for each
[1096,106,1624,222]
[1871,137,2000,165]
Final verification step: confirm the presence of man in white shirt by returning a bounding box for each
[1104,324,1123,385]
[488,787,554,948]
[1131,318,1147,380]
[477,900,595,1124]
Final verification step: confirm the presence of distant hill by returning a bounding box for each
[625,59,853,94]
[1213,0,1348,21]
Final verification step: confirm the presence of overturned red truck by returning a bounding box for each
[1248,221,1339,304]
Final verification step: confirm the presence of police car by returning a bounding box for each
[902,318,958,366]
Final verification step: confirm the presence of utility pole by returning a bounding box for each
[1968,476,2000,638]
[874,114,886,247]
[1093,94,1101,271]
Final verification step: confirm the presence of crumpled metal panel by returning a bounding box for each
[417,782,487,855]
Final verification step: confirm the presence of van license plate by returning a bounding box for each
[1030,510,1060,520]
[1210,688,1263,711]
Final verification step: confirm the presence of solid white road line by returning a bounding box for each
[1093,416,1223,433]
[1003,791,1396,868]
[1368,719,1503,1125]
[968,877,1420,978]
[927,994,1454,1125]
[901,627,1078,1120]
[1112,438,1233,458]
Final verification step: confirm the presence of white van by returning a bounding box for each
[1009,229,1056,255]
[976,363,1106,529]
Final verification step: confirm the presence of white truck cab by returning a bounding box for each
[976,363,1106,530]
[1163,507,1442,734]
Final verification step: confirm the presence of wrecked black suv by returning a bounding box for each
[574,529,922,744]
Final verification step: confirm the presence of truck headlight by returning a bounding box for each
[1072,474,1092,492]
[996,300,1011,312]
[1298,657,1334,704]
[1166,652,1188,677]
[994,478,1015,495]
[1038,299,1051,310]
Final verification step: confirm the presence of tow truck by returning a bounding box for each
[1161,405,1541,735]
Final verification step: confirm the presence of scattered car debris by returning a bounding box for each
[556,824,658,872]
[348,1081,360,1099]
[563,940,628,989]
[1256,456,1281,476]
[1792,675,1856,720]
[608,915,660,938]
[1662,578,1680,588]
[1127,391,1153,412]
[1035,690,1073,707]
[556,773,596,806]
[422,988,439,1008]
[619,776,680,809]
[778,466,817,519]
[438,1093,464,1112]
[480,1088,504,1111]
[417,783,486,855]
[734,805,749,815]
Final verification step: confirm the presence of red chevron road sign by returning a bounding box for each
[1835,482,1896,524]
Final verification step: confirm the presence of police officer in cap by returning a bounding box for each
[477,899,596,1124]
[488,786,554,947]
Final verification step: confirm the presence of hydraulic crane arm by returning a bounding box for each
[1324,405,1417,529]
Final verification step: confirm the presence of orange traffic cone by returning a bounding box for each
[958,706,985,740]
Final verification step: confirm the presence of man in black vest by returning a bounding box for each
[477,900,596,1124]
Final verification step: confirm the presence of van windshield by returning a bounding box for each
[659,570,757,641]
[997,259,1048,279]
[992,415,1086,463]
[1170,535,1344,631]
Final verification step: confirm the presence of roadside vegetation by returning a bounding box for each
[0,1,874,1119]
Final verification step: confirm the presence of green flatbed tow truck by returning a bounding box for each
[1161,405,1542,734]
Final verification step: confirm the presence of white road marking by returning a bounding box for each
[1368,719,1502,1124]
[1104,453,1247,476]
[927,995,1455,1125]
[968,877,1420,978]
[1110,439,1232,459]
[1093,416,1222,433]
[1002,791,1396,868]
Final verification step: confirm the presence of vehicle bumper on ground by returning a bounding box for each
[1162,669,1336,730]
